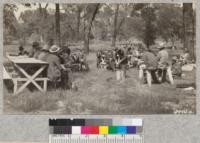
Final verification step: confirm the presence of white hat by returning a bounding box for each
[49,45,60,53]
[157,42,166,49]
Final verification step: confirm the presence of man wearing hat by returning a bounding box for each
[38,44,50,61]
[138,45,158,87]
[29,41,42,59]
[59,46,74,89]
[115,46,128,81]
[18,45,29,56]
[157,43,174,84]
[45,45,62,88]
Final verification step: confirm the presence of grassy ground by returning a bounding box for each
[3,43,196,114]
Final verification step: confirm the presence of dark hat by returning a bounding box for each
[63,46,71,55]
[32,42,39,48]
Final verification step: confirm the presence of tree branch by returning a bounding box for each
[45,3,48,9]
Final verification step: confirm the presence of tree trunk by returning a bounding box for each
[39,4,42,14]
[112,4,119,47]
[76,8,81,41]
[84,4,100,54]
[183,3,195,61]
[55,4,61,46]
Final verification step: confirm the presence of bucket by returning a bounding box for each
[116,70,121,80]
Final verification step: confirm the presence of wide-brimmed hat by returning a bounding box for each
[157,42,166,49]
[49,45,61,53]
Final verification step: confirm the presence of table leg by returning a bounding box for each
[14,64,47,94]
[44,79,47,92]
[13,79,18,94]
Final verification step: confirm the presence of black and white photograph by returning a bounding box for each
[3,3,196,114]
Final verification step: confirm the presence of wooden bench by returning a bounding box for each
[3,66,11,80]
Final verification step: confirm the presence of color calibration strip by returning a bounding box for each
[49,118,143,135]
[49,119,144,143]
[50,126,142,134]
[49,118,143,126]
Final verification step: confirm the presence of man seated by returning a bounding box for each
[171,56,182,78]
[77,50,89,71]
[126,47,134,68]
[180,50,190,65]
[138,46,158,87]
[45,45,62,89]
[96,50,109,69]
[157,43,174,84]
[59,46,73,89]
[96,50,103,68]
[100,54,107,69]
[37,44,50,61]
[18,46,29,56]
[106,50,115,71]
[29,42,42,59]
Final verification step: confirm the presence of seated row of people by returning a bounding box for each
[18,42,86,90]
[138,44,174,87]
[96,45,142,71]
[96,43,175,86]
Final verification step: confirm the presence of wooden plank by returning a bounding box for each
[3,67,11,80]
[14,78,49,81]
[7,55,48,65]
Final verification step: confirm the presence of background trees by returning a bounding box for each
[141,5,157,48]
[83,4,100,53]
[3,4,18,44]
[183,3,195,60]
[4,3,195,57]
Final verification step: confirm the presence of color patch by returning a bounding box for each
[99,126,108,134]
[136,126,143,133]
[127,126,136,134]
[64,126,72,134]
[90,126,99,134]
[53,126,62,134]
[72,126,81,134]
[117,126,127,134]
[85,119,112,126]
[108,126,117,134]
[81,126,90,134]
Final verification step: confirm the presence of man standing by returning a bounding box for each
[115,46,128,82]
[157,43,174,84]
[138,46,158,87]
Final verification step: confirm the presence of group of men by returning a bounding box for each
[18,42,74,89]
[97,42,175,86]
[18,40,186,88]
[138,44,174,87]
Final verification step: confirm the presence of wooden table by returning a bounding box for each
[7,55,49,94]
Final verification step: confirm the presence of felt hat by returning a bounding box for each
[157,42,166,49]
[49,45,61,53]
[32,42,40,48]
